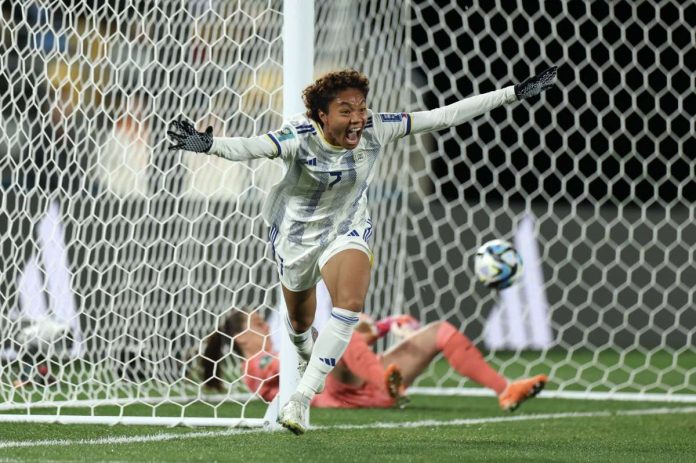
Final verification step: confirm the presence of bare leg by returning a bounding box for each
[320,249,371,312]
[280,284,317,363]
[281,284,316,333]
[380,322,442,386]
[294,249,371,398]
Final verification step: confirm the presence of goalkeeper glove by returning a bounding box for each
[514,65,558,100]
[167,120,213,153]
[375,315,420,339]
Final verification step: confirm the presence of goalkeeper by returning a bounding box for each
[168,66,557,434]
[192,303,547,411]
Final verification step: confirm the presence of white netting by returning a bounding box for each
[0,0,409,424]
[0,0,694,427]
[313,0,694,398]
[0,0,288,425]
[399,0,695,396]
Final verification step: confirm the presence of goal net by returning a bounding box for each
[398,0,694,401]
[0,0,693,427]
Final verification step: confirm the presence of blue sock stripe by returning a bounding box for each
[331,311,360,320]
[331,312,360,325]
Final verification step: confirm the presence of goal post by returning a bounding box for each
[0,0,306,427]
[263,0,315,428]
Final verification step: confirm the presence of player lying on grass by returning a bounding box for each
[193,306,547,412]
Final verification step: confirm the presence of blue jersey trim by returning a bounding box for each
[267,133,282,156]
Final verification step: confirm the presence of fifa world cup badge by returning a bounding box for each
[353,150,366,163]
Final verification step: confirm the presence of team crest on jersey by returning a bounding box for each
[274,127,295,142]
[379,113,403,122]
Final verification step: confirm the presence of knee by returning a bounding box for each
[424,320,447,335]
[428,321,459,349]
[289,314,315,333]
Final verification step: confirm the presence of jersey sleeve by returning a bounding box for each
[340,333,387,392]
[209,122,300,162]
[410,86,517,135]
[370,110,413,146]
[265,122,301,160]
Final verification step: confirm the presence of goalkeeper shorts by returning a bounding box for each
[269,228,373,292]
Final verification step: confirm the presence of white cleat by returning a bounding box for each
[278,393,310,435]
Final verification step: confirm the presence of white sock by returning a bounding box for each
[296,307,359,399]
[285,312,315,362]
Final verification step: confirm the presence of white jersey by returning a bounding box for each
[262,110,410,245]
[208,86,517,247]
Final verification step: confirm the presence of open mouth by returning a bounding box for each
[345,126,362,144]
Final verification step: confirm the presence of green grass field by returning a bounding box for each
[2,350,694,461]
[1,395,695,462]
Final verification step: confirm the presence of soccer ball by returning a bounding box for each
[474,239,523,290]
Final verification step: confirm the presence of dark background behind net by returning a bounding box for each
[413,0,694,205]
[403,0,695,351]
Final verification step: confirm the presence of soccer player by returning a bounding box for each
[193,301,548,412]
[168,66,557,434]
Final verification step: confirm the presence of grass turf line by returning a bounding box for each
[0,396,695,462]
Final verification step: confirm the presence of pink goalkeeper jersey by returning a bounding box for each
[243,352,279,402]
[242,333,394,407]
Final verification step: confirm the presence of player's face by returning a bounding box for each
[319,88,368,150]
[236,312,271,356]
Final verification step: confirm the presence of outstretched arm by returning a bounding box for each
[410,86,515,135]
[411,66,558,135]
[167,120,290,161]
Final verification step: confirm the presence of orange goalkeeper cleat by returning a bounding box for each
[498,374,548,412]
[384,363,402,398]
[385,363,409,408]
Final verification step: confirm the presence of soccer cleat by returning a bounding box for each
[278,393,310,435]
[385,363,409,408]
[498,374,548,412]
[384,364,401,398]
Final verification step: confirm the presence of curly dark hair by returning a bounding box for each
[199,309,248,391]
[302,69,370,124]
